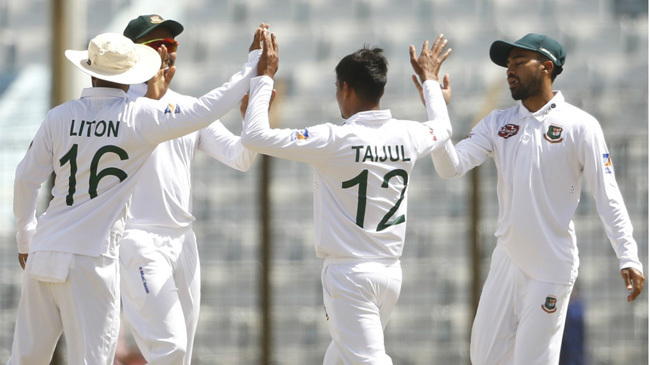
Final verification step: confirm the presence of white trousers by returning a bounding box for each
[470,245,572,365]
[321,258,402,365]
[119,226,200,365]
[8,254,120,365]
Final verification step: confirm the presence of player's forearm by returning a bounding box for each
[13,150,52,253]
[139,50,262,145]
[209,139,258,172]
[423,80,452,137]
[182,49,262,132]
[13,180,39,253]
[241,76,274,151]
[595,189,643,274]
[431,139,464,179]
[581,127,643,273]
[198,122,258,171]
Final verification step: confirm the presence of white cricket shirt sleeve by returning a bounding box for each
[579,121,643,273]
[422,79,452,139]
[134,49,261,145]
[13,119,53,253]
[431,114,494,179]
[241,76,333,164]
[197,121,257,172]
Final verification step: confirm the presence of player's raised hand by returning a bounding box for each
[250,23,269,52]
[144,44,176,100]
[409,34,451,83]
[145,65,176,100]
[258,30,278,78]
[621,267,645,302]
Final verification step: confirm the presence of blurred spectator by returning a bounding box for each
[560,289,586,365]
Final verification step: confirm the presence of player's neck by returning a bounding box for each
[351,102,381,115]
[522,89,554,113]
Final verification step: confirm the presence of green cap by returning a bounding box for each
[490,33,566,70]
[123,14,184,42]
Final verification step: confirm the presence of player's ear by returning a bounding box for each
[541,59,554,75]
[342,81,354,99]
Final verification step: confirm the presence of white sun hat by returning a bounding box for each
[65,33,161,85]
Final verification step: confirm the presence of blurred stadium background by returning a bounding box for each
[0,0,647,364]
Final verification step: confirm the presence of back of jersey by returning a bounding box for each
[311,114,440,259]
[15,90,157,257]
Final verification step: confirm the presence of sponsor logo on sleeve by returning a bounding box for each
[603,153,613,174]
[498,124,519,139]
[544,125,564,143]
[164,104,181,114]
[290,128,310,141]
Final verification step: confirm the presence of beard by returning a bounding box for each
[510,69,543,101]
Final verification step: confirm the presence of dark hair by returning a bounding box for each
[335,46,388,103]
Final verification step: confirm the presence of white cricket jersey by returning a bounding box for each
[14,49,259,257]
[125,63,258,229]
[242,76,451,259]
[432,91,643,284]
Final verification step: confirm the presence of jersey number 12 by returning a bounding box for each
[342,168,407,231]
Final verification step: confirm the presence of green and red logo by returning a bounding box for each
[541,295,558,313]
[544,125,564,143]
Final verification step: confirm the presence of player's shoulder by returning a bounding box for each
[383,118,433,137]
[485,105,519,122]
[556,99,598,125]
[46,97,95,123]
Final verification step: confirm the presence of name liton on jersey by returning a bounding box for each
[70,119,120,137]
[351,145,411,163]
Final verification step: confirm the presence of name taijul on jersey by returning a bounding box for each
[289,123,440,163]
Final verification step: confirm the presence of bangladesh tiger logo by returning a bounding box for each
[498,124,519,139]
[544,125,564,143]
[541,295,558,313]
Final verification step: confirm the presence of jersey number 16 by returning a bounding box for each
[59,144,129,206]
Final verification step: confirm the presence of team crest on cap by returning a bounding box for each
[541,295,558,313]
[603,153,613,174]
[498,124,519,139]
[150,15,164,24]
[544,125,564,143]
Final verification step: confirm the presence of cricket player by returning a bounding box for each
[242,31,452,364]
[424,33,645,364]
[117,15,260,364]
[10,28,264,364]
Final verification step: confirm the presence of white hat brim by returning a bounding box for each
[65,44,161,85]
